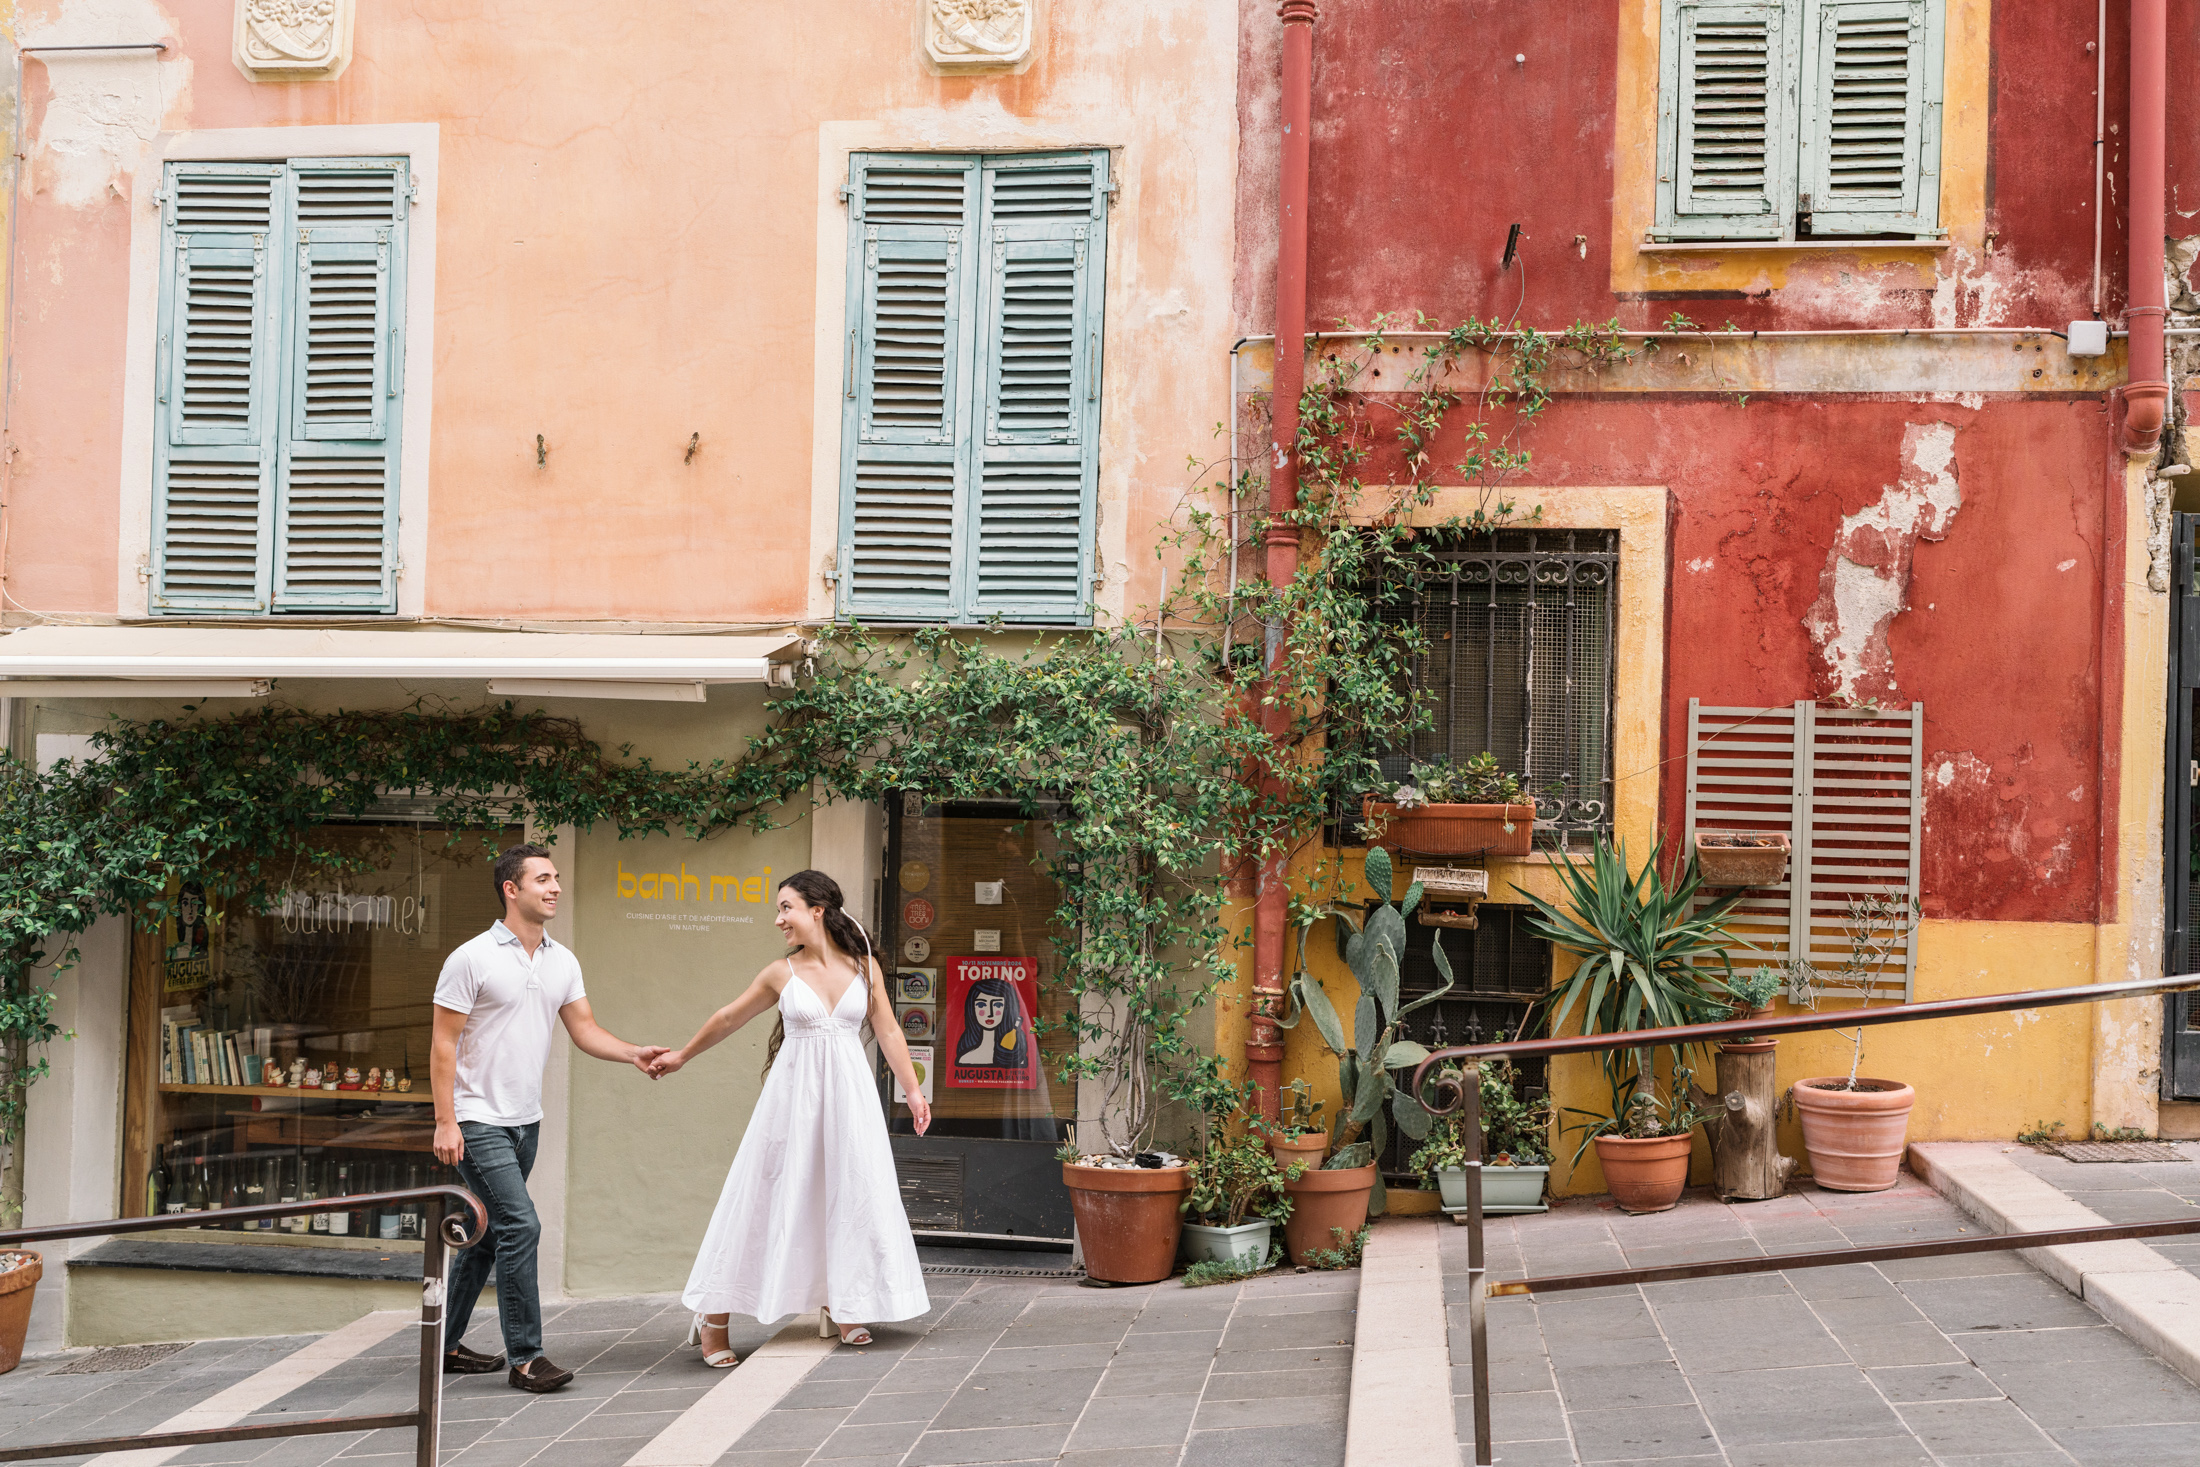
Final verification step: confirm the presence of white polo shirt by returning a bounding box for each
[433,922,586,1127]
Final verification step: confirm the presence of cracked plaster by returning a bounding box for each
[20,0,192,212]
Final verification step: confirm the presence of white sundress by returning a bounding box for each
[680,971,931,1324]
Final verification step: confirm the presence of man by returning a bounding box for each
[433,843,666,1393]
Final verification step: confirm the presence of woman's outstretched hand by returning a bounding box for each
[908,1095,931,1136]
[649,1050,688,1078]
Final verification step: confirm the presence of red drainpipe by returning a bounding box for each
[2124,0,2168,452]
[1248,0,1318,1120]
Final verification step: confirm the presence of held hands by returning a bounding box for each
[433,1120,465,1166]
[630,1045,673,1079]
[646,1049,688,1079]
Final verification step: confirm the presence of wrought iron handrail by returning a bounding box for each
[0,1187,487,1466]
[1409,970,2200,1467]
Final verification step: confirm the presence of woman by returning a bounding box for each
[650,870,931,1363]
[953,975,1031,1073]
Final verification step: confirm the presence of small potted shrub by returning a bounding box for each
[1264,1079,1329,1172]
[1568,1078,1713,1214]
[1180,1130,1298,1269]
[1411,1061,1552,1212]
[1786,895,1923,1191]
[1717,967,1783,1054]
[1361,753,1537,858]
[1693,832,1791,887]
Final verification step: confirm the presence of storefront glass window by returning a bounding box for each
[882,799,1071,1141]
[123,823,517,1244]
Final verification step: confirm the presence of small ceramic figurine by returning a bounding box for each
[321,1079,338,1091]
[338,1067,362,1091]
[363,1067,382,1092]
[303,1066,321,1088]
[288,1058,306,1088]
[264,1060,284,1086]
[395,1076,412,1092]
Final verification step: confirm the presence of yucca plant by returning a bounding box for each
[1517,839,1746,1160]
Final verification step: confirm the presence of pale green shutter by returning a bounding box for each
[1655,0,1795,240]
[961,152,1106,623]
[1797,0,1940,236]
[150,164,284,613]
[272,158,407,612]
[837,156,978,621]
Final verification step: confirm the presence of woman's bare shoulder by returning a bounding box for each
[754,956,793,992]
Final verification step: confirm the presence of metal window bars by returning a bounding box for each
[1368,529,1619,849]
[0,1186,486,1466]
[1409,972,2200,1467]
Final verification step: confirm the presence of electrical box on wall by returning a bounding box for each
[2068,320,2110,357]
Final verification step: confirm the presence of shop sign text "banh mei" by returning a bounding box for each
[618,861,775,935]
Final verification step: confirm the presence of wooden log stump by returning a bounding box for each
[1693,1045,1794,1201]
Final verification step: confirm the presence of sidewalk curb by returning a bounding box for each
[1343,1216,1450,1464]
[1908,1141,2200,1388]
[622,1312,835,1467]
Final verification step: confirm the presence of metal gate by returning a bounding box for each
[2163,513,2200,1098]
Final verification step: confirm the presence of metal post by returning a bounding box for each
[416,1196,448,1467]
[1463,1062,1491,1467]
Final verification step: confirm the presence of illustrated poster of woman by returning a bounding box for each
[944,957,1038,1090]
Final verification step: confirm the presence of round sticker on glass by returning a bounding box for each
[898,860,933,894]
[903,897,936,931]
[902,935,931,963]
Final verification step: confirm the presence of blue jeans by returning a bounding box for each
[447,1121,542,1365]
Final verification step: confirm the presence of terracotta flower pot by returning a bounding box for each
[1268,1132,1328,1175]
[1362,799,1537,857]
[1064,1163,1190,1284]
[1593,1133,1695,1214]
[1693,832,1791,887]
[1282,1162,1377,1263]
[1720,1003,1778,1054]
[0,1253,41,1374]
[1793,1077,1916,1192]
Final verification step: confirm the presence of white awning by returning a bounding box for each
[0,626,807,699]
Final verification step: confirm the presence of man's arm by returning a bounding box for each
[431,1004,467,1165]
[559,997,668,1076]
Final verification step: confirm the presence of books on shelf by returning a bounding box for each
[160,1012,270,1089]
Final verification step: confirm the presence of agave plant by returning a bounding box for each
[1284,845,1454,1214]
[1517,839,1745,1154]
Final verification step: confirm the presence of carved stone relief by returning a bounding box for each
[926,0,1034,71]
[233,0,357,82]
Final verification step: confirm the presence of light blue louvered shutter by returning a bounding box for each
[1797,0,1941,236]
[960,152,1107,624]
[1654,0,1796,240]
[150,164,284,614]
[836,156,978,621]
[272,158,407,613]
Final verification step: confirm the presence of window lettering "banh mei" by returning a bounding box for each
[617,861,774,903]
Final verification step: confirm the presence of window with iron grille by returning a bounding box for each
[1366,528,1619,849]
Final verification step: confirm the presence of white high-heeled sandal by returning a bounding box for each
[685,1313,738,1368]
[818,1307,872,1346]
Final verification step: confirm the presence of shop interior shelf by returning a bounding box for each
[231,1110,434,1151]
[158,1083,432,1104]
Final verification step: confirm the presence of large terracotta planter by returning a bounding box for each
[1593,1133,1695,1214]
[0,1253,41,1374]
[1268,1132,1327,1175]
[1693,832,1791,887]
[1362,799,1536,857]
[1282,1163,1377,1263]
[1793,1077,1916,1192]
[1064,1164,1190,1284]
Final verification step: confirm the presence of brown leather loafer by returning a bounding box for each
[508,1357,575,1393]
[443,1344,507,1375]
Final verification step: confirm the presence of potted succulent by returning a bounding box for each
[1785,895,1923,1192]
[1717,967,1783,1054]
[1520,838,1743,1214]
[1411,1061,1552,1213]
[1281,845,1456,1260]
[1180,1128,1298,1269]
[1362,753,1537,858]
[1693,832,1791,887]
[1264,1078,1329,1173]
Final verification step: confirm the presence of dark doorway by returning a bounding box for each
[2164,513,2200,1098]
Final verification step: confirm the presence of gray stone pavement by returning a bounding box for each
[0,1269,1354,1467]
[1446,1174,2200,1466]
[2000,1141,2200,1278]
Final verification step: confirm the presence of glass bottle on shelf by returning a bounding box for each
[308,1158,330,1234]
[147,1142,170,1216]
[182,1156,207,1214]
[217,1160,239,1228]
[261,1157,283,1232]
[239,1154,266,1226]
[329,1162,352,1236]
[282,1156,309,1234]
[377,1162,401,1240]
[400,1161,423,1241]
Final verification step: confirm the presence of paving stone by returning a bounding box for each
[1866,1362,2005,1403]
[1064,1393,1201,1449]
[1202,1364,1350,1400]
[929,1368,1103,1429]
[812,1418,929,1459]
[841,1387,950,1424]
[1722,1437,1934,1467]
[1562,1402,1720,1462]
[1899,1275,2108,1333]
[1690,1364,1906,1446]
[1897,1398,2064,1454]
[1056,1449,1185,1467]
[1178,1421,1346,1467]
[1984,1358,2200,1427]
[1552,1360,1696,1409]
[902,1422,1073,1465]
[726,1406,849,1453]
[2048,1420,2200,1465]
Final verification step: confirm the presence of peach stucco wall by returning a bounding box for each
[3,0,1238,623]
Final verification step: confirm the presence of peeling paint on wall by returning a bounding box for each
[1801,422,1963,704]
[21,0,190,212]
[1924,748,2077,900]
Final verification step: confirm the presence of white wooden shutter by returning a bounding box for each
[1797,0,1941,236]
[1655,0,1795,240]
[838,157,978,621]
[273,159,407,613]
[150,164,284,613]
[963,154,1105,622]
[1685,699,1922,999]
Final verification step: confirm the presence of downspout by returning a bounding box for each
[2123,0,2168,453]
[1248,0,1317,1120]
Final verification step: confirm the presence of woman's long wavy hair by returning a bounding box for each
[764,869,875,1076]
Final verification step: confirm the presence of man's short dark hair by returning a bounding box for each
[494,843,554,909]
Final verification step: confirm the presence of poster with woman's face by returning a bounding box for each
[944,957,1038,1090]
